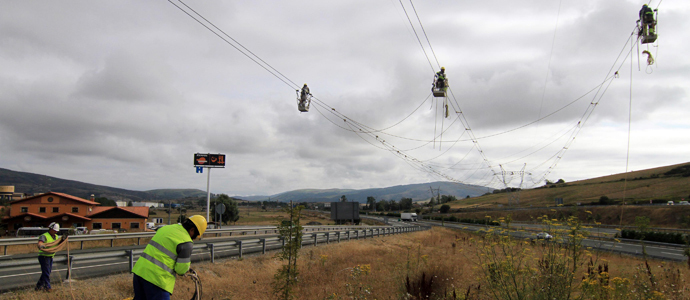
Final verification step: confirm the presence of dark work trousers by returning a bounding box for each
[36,255,53,290]
[133,273,171,300]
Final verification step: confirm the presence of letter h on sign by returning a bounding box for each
[196,167,203,174]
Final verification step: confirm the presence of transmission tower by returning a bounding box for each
[499,164,529,206]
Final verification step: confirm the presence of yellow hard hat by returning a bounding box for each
[188,215,207,237]
[441,67,445,70]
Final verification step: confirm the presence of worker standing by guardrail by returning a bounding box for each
[131,215,207,300]
[35,222,64,292]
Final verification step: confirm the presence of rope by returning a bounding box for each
[620,31,635,228]
[40,236,69,254]
[183,268,203,300]
[642,50,654,74]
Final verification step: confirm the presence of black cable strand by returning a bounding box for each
[398,0,436,73]
[176,0,300,90]
[167,0,298,91]
[409,0,441,69]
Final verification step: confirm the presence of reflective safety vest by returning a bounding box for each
[132,224,192,294]
[38,232,58,257]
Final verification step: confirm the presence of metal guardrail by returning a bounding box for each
[0,225,388,255]
[0,225,429,291]
[422,219,688,252]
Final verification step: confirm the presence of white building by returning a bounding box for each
[133,202,162,208]
[115,201,128,207]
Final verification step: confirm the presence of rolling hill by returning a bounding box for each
[446,161,690,209]
[0,168,492,203]
[0,168,206,202]
[241,182,493,203]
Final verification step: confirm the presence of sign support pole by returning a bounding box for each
[206,167,211,223]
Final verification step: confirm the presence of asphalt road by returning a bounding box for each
[420,220,686,262]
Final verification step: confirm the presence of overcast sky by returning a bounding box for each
[1,0,687,197]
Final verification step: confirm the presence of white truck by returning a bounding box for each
[401,213,418,222]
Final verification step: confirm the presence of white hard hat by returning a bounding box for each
[48,222,60,231]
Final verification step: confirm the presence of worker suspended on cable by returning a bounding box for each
[132,215,207,300]
[639,4,656,34]
[434,67,447,90]
[36,222,64,292]
[300,84,311,104]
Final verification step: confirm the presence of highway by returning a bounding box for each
[420,220,687,262]
[0,224,422,292]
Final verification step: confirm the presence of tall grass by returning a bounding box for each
[3,225,689,300]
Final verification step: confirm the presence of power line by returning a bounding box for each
[168,0,299,90]
[409,0,441,69]
[536,0,563,128]
[398,0,436,73]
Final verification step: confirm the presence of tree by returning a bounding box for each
[389,200,400,211]
[400,198,413,210]
[366,196,376,211]
[428,197,436,207]
[599,196,612,205]
[94,197,116,206]
[376,200,389,212]
[211,194,240,225]
[197,199,207,208]
[556,179,566,184]
[440,204,451,213]
[440,195,457,204]
[273,202,303,299]
[127,201,133,207]
[340,195,348,202]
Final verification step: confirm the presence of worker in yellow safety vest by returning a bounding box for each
[132,215,207,300]
[35,222,62,292]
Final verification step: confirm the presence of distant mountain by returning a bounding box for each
[0,167,492,203]
[0,168,206,202]
[235,182,493,203]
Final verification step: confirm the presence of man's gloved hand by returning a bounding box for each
[39,245,46,250]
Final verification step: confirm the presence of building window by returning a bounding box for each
[52,207,59,213]
[39,207,46,213]
[47,197,54,202]
[72,207,79,213]
[130,222,140,229]
[112,223,122,230]
[21,207,28,213]
[93,223,102,229]
[14,223,22,230]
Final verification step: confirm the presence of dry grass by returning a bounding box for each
[443,205,690,228]
[448,162,690,209]
[3,227,689,300]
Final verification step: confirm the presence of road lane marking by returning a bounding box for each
[661,252,684,256]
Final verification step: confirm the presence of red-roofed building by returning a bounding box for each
[1,192,149,235]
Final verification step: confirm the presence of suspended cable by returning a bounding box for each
[409,0,441,69]
[168,0,299,90]
[398,0,436,73]
[528,26,641,186]
[536,0,563,127]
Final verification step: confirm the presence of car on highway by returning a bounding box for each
[679,201,689,205]
[536,232,553,240]
[667,201,675,205]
